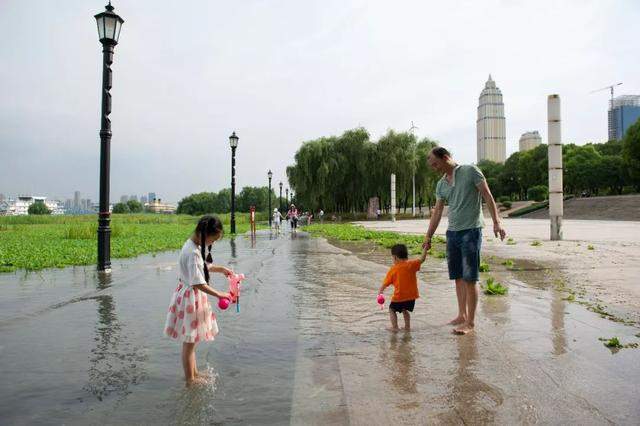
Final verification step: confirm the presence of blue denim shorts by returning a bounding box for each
[446,228,482,282]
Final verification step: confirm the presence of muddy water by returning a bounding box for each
[0,232,639,425]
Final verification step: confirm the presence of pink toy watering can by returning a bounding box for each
[228,273,246,312]
[377,294,385,310]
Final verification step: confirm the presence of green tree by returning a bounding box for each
[527,185,548,202]
[622,117,640,190]
[28,201,51,215]
[126,199,143,213]
[477,160,504,198]
[112,202,130,214]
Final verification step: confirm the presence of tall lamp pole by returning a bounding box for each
[268,170,273,226]
[229,131,239,234]
[279,182,283,211]
[95,1,124,273]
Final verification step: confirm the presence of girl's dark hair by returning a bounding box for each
[430,146,451,159]
[391,244,409,259]
[195,215,223,283]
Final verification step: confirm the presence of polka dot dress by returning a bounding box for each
[164,281,218,343]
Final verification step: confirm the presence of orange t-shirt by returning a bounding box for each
[383,259,421,302]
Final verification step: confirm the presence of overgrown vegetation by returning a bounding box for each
[0,213,260,272]
[483,277,508,295]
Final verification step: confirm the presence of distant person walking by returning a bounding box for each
[319,209,324,224]
[287,204,299,232]
[422,147,506,335]
[272,208,284,233]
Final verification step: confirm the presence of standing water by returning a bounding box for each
[0,231,638,424]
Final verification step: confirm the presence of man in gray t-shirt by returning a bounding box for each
[423,147,506,335]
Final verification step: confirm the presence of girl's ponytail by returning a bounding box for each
[195,215,224,285]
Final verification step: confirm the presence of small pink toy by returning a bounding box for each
[377,294,385,309]
[227,273,246,313]
[218,297,231,310]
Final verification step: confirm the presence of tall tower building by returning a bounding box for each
[519,131,542,152]
[477,75,506,163]
[609,95,640,141]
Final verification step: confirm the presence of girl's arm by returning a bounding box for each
[207,264,234,276]
[193,284,231,300]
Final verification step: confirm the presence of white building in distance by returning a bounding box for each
[519,131,542,152]
[477,75,506,163]
[0,196,64,216]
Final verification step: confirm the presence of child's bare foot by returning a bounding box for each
[448,316,466,325]
[453,323,474,335]
[186,376,208,387]
[195,370,211,379]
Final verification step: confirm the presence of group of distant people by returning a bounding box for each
[271,204,324,233]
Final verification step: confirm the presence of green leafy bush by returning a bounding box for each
[527,185,548,202]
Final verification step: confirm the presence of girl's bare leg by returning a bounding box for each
[182,342,197,383]
[389,310,399,331]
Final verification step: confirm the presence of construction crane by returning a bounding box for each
[590,82,623,104]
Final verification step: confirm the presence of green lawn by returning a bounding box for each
[304,223,446,257]
[0,213,259,272]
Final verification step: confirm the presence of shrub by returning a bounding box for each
[501,201,512,209]
[497,196,511,203]
[28,202,51,215]
[527,185,548,202]
[112,202,130,214]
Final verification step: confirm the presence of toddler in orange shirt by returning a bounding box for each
[378,244,428,331]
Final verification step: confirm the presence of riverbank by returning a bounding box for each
[0,214,261,272]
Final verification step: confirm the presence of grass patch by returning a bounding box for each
[563,293,575,302]
[305,223,446,257]
[530,240,542,246]
[587,245,595,250]
[0,213,260,272]
[483,277,508,295]
[479,261,490,272]
[501,259,514,268]
[599,337,622,348]
[506,238,516,245]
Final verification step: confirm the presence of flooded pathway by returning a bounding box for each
[0,231,638,424]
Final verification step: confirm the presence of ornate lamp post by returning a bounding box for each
[229,131,239,234]
[267,170,273,226]
[95,1,124,273]
[279,181,283,212]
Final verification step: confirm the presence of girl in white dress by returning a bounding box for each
[164,215,232,385]
[272,208,284,233]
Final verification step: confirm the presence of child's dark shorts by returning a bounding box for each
[389,299,415,313]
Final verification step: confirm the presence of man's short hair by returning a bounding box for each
[391,244,409,259]
[430,146,451,159]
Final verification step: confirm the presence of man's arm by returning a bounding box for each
[477,179,506,240]
[423,199,445,250]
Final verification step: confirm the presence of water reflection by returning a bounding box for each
[382,332,417,394]
[550,288,567,356]
[441,335,502,423]
[230,237,237,259]
[84,273,147,402]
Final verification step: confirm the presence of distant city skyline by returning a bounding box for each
[1,1,638,202]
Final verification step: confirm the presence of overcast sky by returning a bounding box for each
[1,0,638,203]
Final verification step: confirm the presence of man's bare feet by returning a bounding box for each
[448,316,466,325]
[453,323,474,335]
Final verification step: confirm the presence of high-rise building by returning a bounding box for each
[120,195,129,203]
[74,191,81,208]
[519,131,542,152]
[609,95,640,141]
[148,192,157,202]
[477,75,506,163]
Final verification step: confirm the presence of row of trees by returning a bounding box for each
[285,118,640,211]
[112,199,145,214]
[286,128,441,213]
[176,186,281,216]
[479,119,640,201]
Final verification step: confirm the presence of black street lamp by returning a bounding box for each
[267,170,273,226]
[229,131,239,234]
[95,1,124,273]
[279,181,283,212]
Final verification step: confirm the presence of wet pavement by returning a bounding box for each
[0,231,639,425]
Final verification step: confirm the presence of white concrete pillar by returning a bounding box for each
[548,94,563,240]
[391,173,396,222]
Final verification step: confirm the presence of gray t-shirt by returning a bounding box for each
[436,164,485,231]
